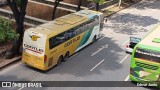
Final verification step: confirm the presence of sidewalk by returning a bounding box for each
[0,42,21,70]
[102,0,141,17]
[0,56,21,70]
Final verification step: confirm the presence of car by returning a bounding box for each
[125,37,141,54]
[125,42,137,54]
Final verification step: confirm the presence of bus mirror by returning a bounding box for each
[130,37,141,43]
[104,17,107,22]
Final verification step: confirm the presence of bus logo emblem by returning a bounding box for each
[30,35,40,41]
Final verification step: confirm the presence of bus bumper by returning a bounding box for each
[130,74,160,88]
[22,59,47,71]
[129,74,139,82]
[129,74,151,82]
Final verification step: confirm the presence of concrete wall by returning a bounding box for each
[1,0,91,20]
[26,2,71,20]
[64,0,91,6]
[64,0,79,4]
[2,2,71,21]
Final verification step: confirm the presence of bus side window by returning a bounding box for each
[49,33,65,49]
[65,29,77,39]
[88,20,94,29]
[79,24,84,33]
[72,29,77,36]
[83,22,88,32]
[49,37,56,49]
[56,33,66,42]
[49,35,64,49]
[95,16,99,23]
[78,26,84,34]
[65,30,73,39]
[65,32,71,40]
[86,21,90,30]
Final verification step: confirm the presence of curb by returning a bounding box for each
[102,0,142,17]
[0,56,21,71]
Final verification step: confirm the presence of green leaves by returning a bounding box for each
[0,17,19,43]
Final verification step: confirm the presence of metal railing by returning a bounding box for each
[31,0,120,11]
[0,0,121,27]
[31,0,88,12]
[89,0,119,10]
[0,8,49,26]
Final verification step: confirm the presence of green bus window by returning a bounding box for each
[134,48,160,63]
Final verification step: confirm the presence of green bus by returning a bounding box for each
[130,24,160,87]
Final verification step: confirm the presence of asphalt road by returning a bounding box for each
[0,0,160,90]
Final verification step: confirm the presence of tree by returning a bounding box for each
[88,0,105,11]
[5,0,28,59]
[77,0,82,11]
[0,17,19,43]
[52,0,63,20]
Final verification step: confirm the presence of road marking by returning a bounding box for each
[91,48,103,56]
[91,45,108,56]
[124,75,129,81]
[90,59,105,71]
[0,62,21,75]
[121,39,129,46]
[119,54,129,64]
[98,36,105,41]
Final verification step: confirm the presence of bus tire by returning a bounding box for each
[63,51,69,62]
[92,35,97,43]
[56,56,63,66]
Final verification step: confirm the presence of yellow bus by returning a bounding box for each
[22,10,104,70]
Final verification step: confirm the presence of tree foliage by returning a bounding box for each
[0,17,19,43]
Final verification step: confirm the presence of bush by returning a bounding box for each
[0,17,19,43]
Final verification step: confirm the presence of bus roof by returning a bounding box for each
[138,25,160,48]
[26,10,102,37]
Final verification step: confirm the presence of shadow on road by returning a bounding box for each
[133,0,160,10]
[104,13,159,35]
[41,36,124,80]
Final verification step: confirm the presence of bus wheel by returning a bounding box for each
[63,51,69,62]
[56,56,63,66]
[92,36,97,43]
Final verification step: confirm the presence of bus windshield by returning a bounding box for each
[134,48,160,63]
